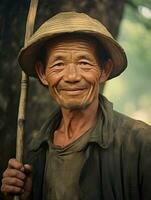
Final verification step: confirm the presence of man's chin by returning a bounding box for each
[59,101,90,110]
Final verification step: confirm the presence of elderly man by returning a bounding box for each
[1,12,151,200]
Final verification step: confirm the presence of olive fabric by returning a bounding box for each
[43,129,92,200]
[26,95,151,200]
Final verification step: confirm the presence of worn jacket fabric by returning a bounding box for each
[26,95,151,200]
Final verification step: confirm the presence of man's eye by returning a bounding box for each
[79,61,92,70]
[52,62,64,67]
[79,61,89,65]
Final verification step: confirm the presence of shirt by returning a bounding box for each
[26,95,151,200]
[43,129,92,200]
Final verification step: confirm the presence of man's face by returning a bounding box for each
[36,36,110,110]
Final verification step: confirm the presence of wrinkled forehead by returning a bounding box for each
[45,33,98,52]
[38,33,109,66]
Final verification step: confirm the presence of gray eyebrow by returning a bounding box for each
[50,55,66,62]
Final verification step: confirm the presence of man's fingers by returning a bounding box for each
[8,159,24,171]
[2,177,24,188]
[24,164,32,175]
[1,184,24,194]
[3,169,26,180]
[1,159,33,198]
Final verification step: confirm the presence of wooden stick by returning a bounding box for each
[14,0,39,200]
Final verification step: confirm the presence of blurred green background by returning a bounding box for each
[104,4,151,124]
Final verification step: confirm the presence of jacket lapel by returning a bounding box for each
[79,144,102,200]
[30,143,47,200]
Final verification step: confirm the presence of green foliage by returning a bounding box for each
[104,5,151,124]
[126,0,151,29]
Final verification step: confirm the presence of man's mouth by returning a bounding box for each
[59,87,87,95]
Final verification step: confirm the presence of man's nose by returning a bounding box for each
[63,63,81,82]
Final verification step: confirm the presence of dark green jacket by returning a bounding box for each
[26,95,151,200]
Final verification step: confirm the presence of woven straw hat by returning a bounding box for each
[18,11,127,79]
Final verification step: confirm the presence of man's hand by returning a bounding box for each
[1,158,32,200]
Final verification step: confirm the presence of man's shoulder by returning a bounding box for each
[24,108,62,160]
[97,95,151,147]
[113,110,151,144]
[113,110,150,130]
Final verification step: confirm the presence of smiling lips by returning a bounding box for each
[59,87,87,95]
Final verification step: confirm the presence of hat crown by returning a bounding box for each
[19,11,127,79]
[27,11,113,45]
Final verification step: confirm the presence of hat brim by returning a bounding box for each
[18,30,127,80]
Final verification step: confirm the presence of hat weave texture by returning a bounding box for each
[18,11,127,79]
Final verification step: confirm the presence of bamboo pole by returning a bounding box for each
[14,0,39,200]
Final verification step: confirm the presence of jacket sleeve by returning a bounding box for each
[139,125,151,200]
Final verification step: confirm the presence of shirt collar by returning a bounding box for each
[29,94,114,151]
[29,109,62,151]
[88,95,114,148]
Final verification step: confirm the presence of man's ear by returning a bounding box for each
[99,59,113,83]
[35,62,48,86]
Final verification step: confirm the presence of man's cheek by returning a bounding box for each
[81,70,101,80]
[87,76,101,87]
[46,75,61,87]
[48,86,58,100]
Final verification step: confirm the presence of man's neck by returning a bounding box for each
[53,98,99,146]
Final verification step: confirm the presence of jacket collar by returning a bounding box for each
[29,108,62,151]
[29,95,114,151]
[88,95,114,149]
